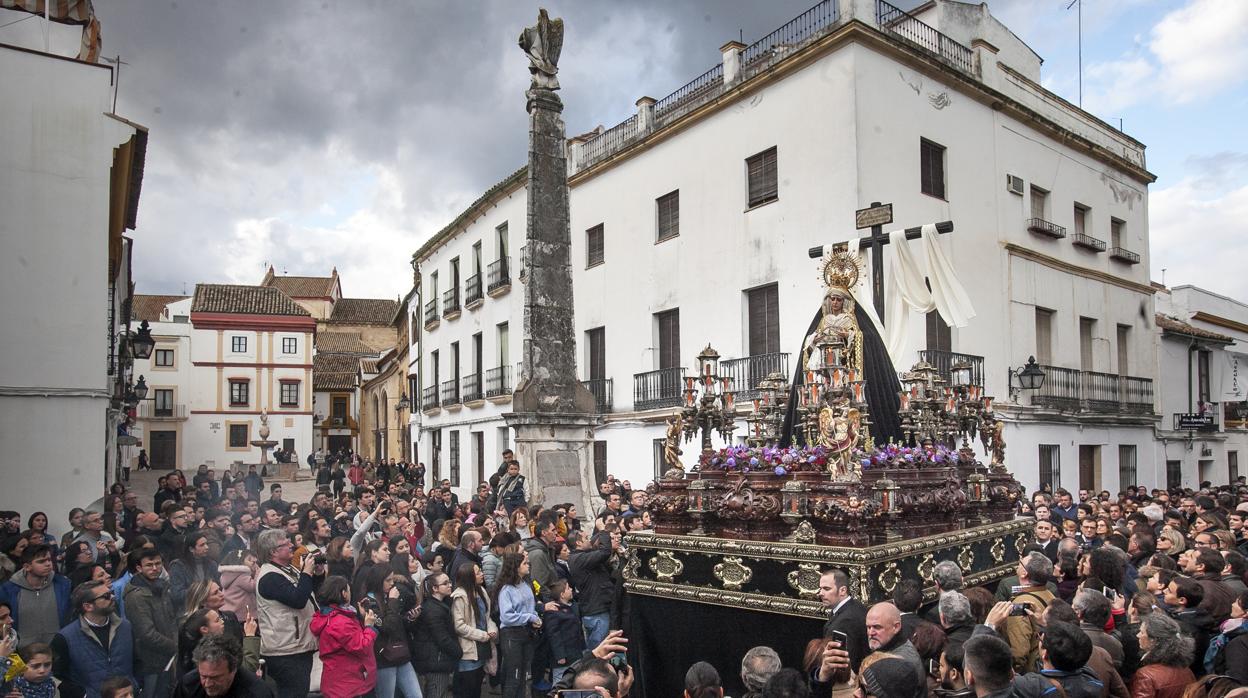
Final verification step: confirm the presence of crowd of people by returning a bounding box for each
[0,448,649,698]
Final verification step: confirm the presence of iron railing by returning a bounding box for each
[421,385,439,410]
[462,373,482,402]
[1121,376,1154,413]
[1033,365,1082,410]
[582,378,614,413]
[1109,247,1140,264]
[1082,371,1121,411]
[1027,217,1067,239]
[485,366,512,397]
[442,287,460,315]
[139,403,187,419]
[654,63,723,126]
[721,352,790,401]
[576,116,640,171]
[1072,232,1107,252]
[741,0,838,79]
[487,257,511,293]
[876,0,975,75]
[634,367,686,411]
[465,273,483,305]
[423,299,438,325]
[918,350,985,388]
[441,379,461,406]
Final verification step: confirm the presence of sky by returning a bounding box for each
[2,0,1246,302]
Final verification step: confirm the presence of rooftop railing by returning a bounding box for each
[876,0,975,75]
[741,0,838,80]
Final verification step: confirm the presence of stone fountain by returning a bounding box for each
[249,410,278,470]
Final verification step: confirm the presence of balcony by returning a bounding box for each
[1072,232,1107,252]
[485,366,512,397]
[138,402,187,420]
[917,350,984,388]
[1026,217,1067,240]
[442,288,461,320]
[582,378,614,413]
[877,0,975,75]
[633,367,686,411]
[1109,247,1140,264]
[465,273,484,307]
[1031,364,1154,414]
[487,257,511,296]
[421,385,439,411]
[721,352,790,401]
[462,373,483,403]
[423,299,439,329]
[441,379,461,406]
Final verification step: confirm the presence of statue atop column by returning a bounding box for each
[519,9,563,93]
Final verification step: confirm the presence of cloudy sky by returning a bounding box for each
[3,0,1246,301]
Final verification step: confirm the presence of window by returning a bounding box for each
[1111,218,1125,248]
[1198,350,1212,404]
[920,139,946,199]
[653,438,666,480]
[231,336,247,353]
[496,222,509,261]
[657,190,679,241]
[228,424,249,449]
[656,309,681,370]
[154,349,175,367]
[229,380,249,406]
[586,328,606,381]
[280,382,299,407]
[1118,445,1137,488]
[1166,460,1182,489]
[746,147,778,207]
[1117,325,1130,376]
[594,441,608,485]
[430,270,439,300]
[497,322,509,368]
[431,430,442,481]
[282,337,297,354]
[585,224,605,267]
[1035,308,1054,365]
[1029,186,1049,219]
[1079,317,1095,371]
[1231,451,1240,483]
[154,389,174,417]
[1073,204,1088,237]
[449,430,461,487]
[927,310,951,353]
[332,396,348,420]
[746,284,780,356]
[1039,445,1060,491]
[430,350,440,390]
[1079,445,1101,492]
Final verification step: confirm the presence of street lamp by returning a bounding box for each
[1009,356,1046,400]
[133,375,149,401]
[395,393,411,412]
[130,321,155,360]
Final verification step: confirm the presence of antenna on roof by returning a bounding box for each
[182,282,188,295]
[1066,0,1082,107]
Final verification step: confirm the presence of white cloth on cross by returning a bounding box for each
[882,224,976,359]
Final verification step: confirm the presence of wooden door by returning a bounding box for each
[150,431,177,470]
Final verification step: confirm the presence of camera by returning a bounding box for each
[313,554,326,565]
[359,596,379,612]
[1009,603,1030,616]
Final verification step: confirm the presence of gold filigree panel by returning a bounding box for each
[714,556,754,591]
[787,562,822,600]
[649,550,684,582]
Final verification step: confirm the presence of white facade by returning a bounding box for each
[1153,286,1248,489]
[411,0,1161,499]
[0,44,146,517]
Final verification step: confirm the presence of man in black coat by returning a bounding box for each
[819,568,869,672]
[569,530,619,649]
[173,633,273,697]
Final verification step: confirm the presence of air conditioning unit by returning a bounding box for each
[1006,174,1025,195]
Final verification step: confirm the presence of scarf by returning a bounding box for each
[12,676,56,698]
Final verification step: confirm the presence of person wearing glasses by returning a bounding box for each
[52,580,136,697]
[412,572,462,698]
[255,528,325,698]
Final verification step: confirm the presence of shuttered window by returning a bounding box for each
[594,441,608,485]
[587,327,606,381]
[746,147,778,208]
[586,224,605,267]
[747,284,780,356]
[926,310,951,353]
[657,309,680,370]
[920,138,946,199]
[657,190,680,242]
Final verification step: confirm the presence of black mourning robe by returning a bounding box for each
[779,302,904,447]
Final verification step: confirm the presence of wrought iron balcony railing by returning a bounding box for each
[1109,247,1140,264]
[485,366,512,397]
[441,379,461,406]
[1072,232,1107,252]
[423,299,438,325]
[1026,217,1067,239]
[1031,365,1154,414]
[421,385,439,410]
[721,352,790,401]
[465,273,483,305]
[917,349,985,388]
[634,367,686,411]
[442,288,460,316]
[581,378,614,413]
[487,258,511,293]
[462,373,482,402]
[876,0,975,75]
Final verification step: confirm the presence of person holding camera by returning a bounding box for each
[311,575,379,698]
[255,528,325,698]
[1004,552,1056,674]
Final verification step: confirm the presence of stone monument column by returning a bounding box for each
[505,9,603,519]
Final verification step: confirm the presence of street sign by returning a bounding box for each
[1175,413,1214,430]
[855,203,893,229]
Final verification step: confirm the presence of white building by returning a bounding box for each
[411,0,1161,500]
[0,42,147,517]
[1154,286,1248,489]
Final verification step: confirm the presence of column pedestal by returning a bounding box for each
[504,410,604,520]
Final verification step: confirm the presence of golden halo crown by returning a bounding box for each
[821,250,863,291]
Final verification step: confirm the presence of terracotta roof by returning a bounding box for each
[132,294,187,321]
[315,332,377,355]
[192,284,310,316]
[264,275,336,298]
[329,298,400,326]
[361,359,380,374]
[314,372,358,391]
[1156,314,1235,343]
[414,166,527,264]
[314,354,360,374]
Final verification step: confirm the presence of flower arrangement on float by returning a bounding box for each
[696,442,960,475]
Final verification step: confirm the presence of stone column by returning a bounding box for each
[508,10,602,519]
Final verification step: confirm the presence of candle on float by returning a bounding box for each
[946,397,956,412]
[854,383,864,402]
[704,375,713,388]
[983,396,993,412]
[899,392,910,411]
[725,392,735,409]
[806,370,815,385]
[848,369,857,383]
[704,362,711,377]
[753,398,761,412]
[911,385,920,399]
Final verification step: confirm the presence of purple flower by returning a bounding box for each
[749,457,760,467]
[774,466,788,476]
[781,454,794,465]
[860,459,871,468]
[725,457,737,468]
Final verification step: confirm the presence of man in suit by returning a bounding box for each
[819,568,869,672]
[1032,518,1059,562]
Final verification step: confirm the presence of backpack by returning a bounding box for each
[1207,623,1248,675]
[1015,590,1052,673]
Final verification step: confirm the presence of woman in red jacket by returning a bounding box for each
[311,575,380,698]
[1130,613,1195,698]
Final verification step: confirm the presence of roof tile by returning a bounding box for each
[329,298,400,326]
[315,332,377,355]
[263,275,336,298]
[132,294,188,321]
[192,284,310,316]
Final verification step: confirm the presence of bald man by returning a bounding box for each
[865,602,928,698]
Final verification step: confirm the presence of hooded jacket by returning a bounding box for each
[218,565,257,619]
[1013,666,1105,698]
[0,571,72,643]
[568,540,615,617]
[311,605,378,698]
[522,537,556,591]
[123,574,178,674]
[1172,607,1217,676]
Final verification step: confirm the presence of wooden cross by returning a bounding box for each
[809,203,953,325]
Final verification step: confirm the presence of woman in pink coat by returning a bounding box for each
[311,575,380,698]
[218,549,258,619]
